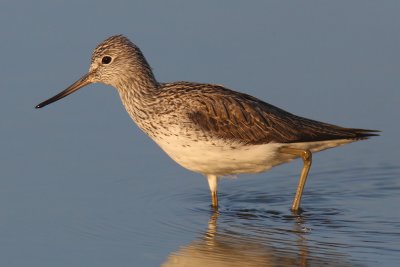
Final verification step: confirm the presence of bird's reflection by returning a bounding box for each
[162,210,356,267]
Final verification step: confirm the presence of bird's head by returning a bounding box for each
[35,35,155,109]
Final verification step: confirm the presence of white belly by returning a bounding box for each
[152,134,354,176]
[156,137,283,175]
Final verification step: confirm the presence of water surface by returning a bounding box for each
[0,1,399,266]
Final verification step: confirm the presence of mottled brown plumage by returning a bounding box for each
[36,35,379,211]
[156,82,378,145]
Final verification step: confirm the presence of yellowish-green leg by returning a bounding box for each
[279,147,313,211]
[207,174,219,209]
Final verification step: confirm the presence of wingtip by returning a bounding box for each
[355,129,381,138]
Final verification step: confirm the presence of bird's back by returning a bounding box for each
[156,81,379,145]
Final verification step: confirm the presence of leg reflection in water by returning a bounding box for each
[162,210,355,267]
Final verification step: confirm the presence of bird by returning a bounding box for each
[35,35,378,211]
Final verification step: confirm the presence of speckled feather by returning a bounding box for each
[83,35,379,146]
[36,34,379,181]
[155,82,378,145]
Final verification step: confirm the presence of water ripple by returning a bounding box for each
[159,163,400,266]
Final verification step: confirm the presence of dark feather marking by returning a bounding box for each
[221,100,231,121]
[157,82,379,144]
[189,88,377,144]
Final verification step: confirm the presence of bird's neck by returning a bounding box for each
[116,66,160,125]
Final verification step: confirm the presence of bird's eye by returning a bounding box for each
[101,56,112,64]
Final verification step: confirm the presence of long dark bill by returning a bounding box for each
[35,73,92,109]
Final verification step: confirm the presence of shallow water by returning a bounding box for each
[158,164,400,267]
[4,160,394,266]
[1,110,398,266]
[1,1,400,266]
